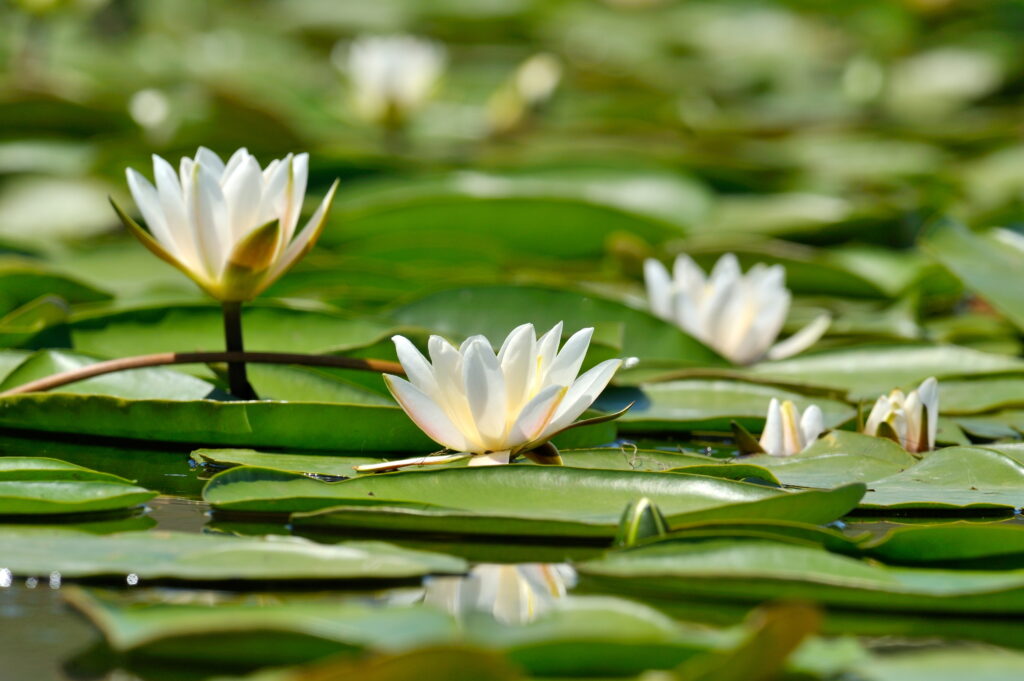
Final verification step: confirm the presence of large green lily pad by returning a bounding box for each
[1,527,465,580]
[0,457,155,516]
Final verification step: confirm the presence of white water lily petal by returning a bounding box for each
[644,259,673,319]
[392,335,439,398]
[121,148,335,302]
[468,451,511,466]
[383,374,469,452]
[510,383,566,445]
[759,398,785,456]
[463,340,508,447]
[766,313,831,361]
[800,405,825,447]
[917,376,939,451]
[346,35,446,125]
[544,326,593,387]
[498,323,537,409]
[542,358,622,438]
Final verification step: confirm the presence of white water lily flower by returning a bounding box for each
[380,323,622,467]
[346,35,446,126]
[423,563,575,625]
[116,147,338,301]
[759,398,824,456]
[863,377,938,453]
[644,253,830,365]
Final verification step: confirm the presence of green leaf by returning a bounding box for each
[69,302,392,358]
[0,349,215,400]
[578,538,1024,614]
[741,431,917,489]
[864,523,1024,566]
[752,344,1024,400]
[191,449,387,477]
[861,447,1024,509]
[390,285,726,367]
[920,219,1024,333]
[323,170,710,259]
[595,380,856,433]
[0,393,436,451]
[3,528,465,580]
[200,466,870,537]
[851,648,1024,681]
[0,457,155,516]
[0,257,111,315]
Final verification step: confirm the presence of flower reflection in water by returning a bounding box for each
[421,563,576,625]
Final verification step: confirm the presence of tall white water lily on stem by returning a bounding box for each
[759,398,825,456]
[345,35,446,127]
[644,254,830,365]
[863,377,938,453]
[114,147,338,302]
[358,323,623,471]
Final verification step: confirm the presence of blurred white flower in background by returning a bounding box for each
[117,147,337,301]
[342,35,446,128]
[487,53,563,134]
[643,253,830,365]
[423,563,576,625]
[759,398,824,457]
[863,377,938,453]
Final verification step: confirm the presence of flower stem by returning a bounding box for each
[222,301,258,400]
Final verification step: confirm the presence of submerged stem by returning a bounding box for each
[222,301,258,400]
[0,352,404,398]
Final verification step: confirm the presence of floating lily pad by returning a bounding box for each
[577,539,1024,614]
[595,379,855,433]
[864,523,1024,566]
[0,457,155,516]
[1,527,465,581]
[860,447,1024,510]
[274,468,864,538]
[191,449,387,477]
[752,344,1024,400]
[741,432,917,489]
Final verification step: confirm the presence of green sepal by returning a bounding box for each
[220,219,282,301]
[731,420,765,455]
[520,441,562,466]
[613,497,668,548]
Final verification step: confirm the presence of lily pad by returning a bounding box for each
[752,344,1024,400]
[741,432,917,489]
[595,380,856,433]
[191,449,387,477]
[860,447,1024,510]
[864,523,1024,566]
[577,539,1024,614]
[1,528,465,580]
[0,457,155,516]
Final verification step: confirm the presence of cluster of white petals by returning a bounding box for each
[864,377,939,453]
[644,253,830,365]
[422,563,575,624]
[759,398,825,457]
[346,35,446,126]
[123,147,336,301]
[384,323,622,465]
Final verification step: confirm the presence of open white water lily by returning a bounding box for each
[345,35,446,127]
[758,398,825,457]
[644,253,830,365]
[358,323,623,471]
[114,147,338,302]
[863,377,938,453]
[422,563,575,625]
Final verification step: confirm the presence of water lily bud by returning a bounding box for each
[344,35,446,128]
[863,377,939,453]
[759,398,824,457]
[643,253,830,365]
[383,323,623,465]
[114,147,338,302]
[488,53,563,134]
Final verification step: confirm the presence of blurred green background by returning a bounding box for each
[3,0,1024,324]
